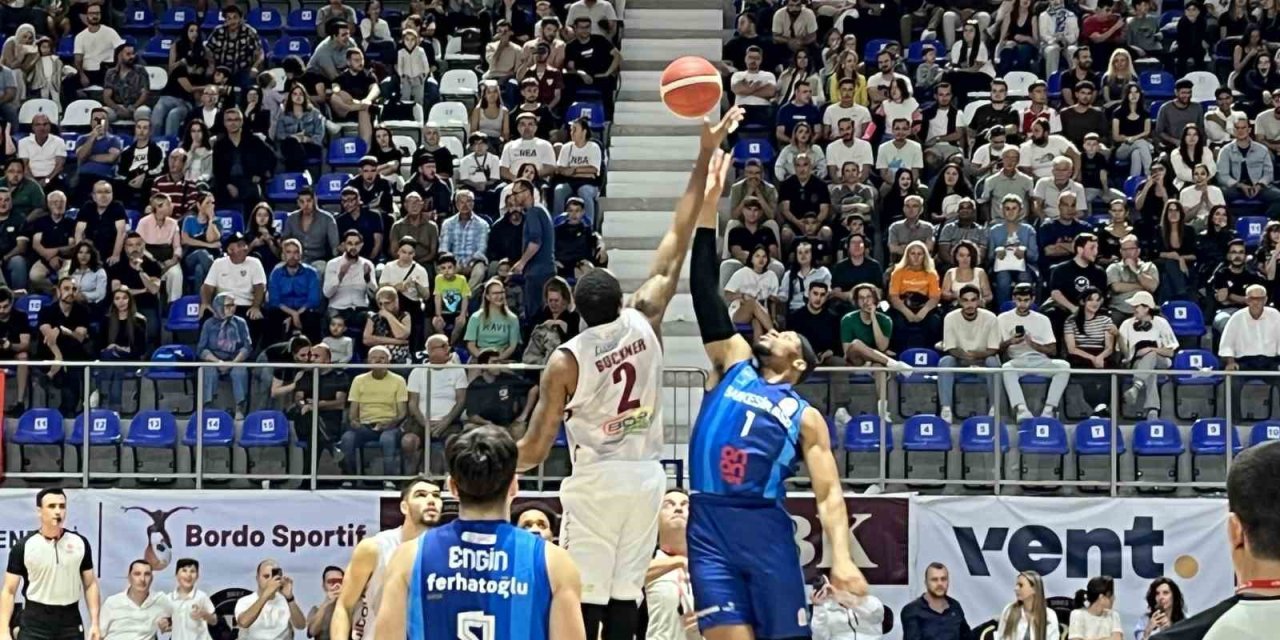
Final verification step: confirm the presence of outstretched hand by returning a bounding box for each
[699,106,744,151]
[704,149,733,203]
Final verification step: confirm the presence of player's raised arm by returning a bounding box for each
[373,539,418,640]
[630,107,744,335]
[800,406,868,597]
[329,537,379,640]
[516,349,577,472]
[545,543,586,640]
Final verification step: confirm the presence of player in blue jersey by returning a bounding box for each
[685,150,868,640]
[374,426,586,640]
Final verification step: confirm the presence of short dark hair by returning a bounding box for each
[297,186,315,199]
[1216,86,1233,99]
[1228,238,1248,252]
[36,488,65,507]
[1175,79,1195,91]
[958,284,982,299]
[1228,441,1280,560]
[289,335,312,355]
[222,3,242,16]
[436,252,457,266]
[128,559,151,573]
[342,229,363,243]
[808,280,829,292]
[1074,232,1098,252]
[322,565,344,577]
[511,501,561,537]
[0,287,13,305]
[399,475,436,502]
[175,558,200,573]
[1074,80,1096,93]
[574,269,623,327]
[445,425,518,506]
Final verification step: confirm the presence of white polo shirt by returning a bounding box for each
[165,588,214,640]
[1219,306,1280,359]
[233,592,294,640]
[203,256,267,307]
[825,138,874,173]
[100,590,169,640]
[17,135,67,179]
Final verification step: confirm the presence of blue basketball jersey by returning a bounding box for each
[689,359,810,501]
[408,520,552,640]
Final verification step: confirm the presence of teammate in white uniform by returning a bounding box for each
[517,106,743,640]
[329,477,442,640]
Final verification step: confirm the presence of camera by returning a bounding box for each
[271,568,283,578]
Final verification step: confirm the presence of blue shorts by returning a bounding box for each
[687,493,809,638]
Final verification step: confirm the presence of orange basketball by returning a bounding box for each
[660,56,722,119]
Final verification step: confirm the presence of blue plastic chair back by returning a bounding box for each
[268,172,309,201]
[214,209,245,240]
[1140,71,1175,99]
[240,410,290,447]
[960,416,1009,453]
[273,37,313,60]
[732,138,775,167]
[125,410,178,447]
[554,424,568,447]
[1251,421,1280,447]
[184,410,236,446]
[1163,302,1206,337]
[1191,418,1241,454]
[142,37,174,63]
[316,173,351,201]
[897,348,940,382]
[903,415,952,451]
[159,7,197,32]
[906,39,943,65]
[146,344,195,380]
[71,410,123,445]
[14,408,65,445]
[273,211,289,233]
[328,137,369,166]
[1074,418,1126,455]
[1017,418,1068,455]
[248,7,284,32]
[165,295,204,332]
[1172,348,1220,383]
[154,135,178,156]
[863,39,894,63]
[123,4,155,31]
[16,294,50,329]
[286,8,318,34]
[1238,216,1268,248]
[126,209,142,231]
[1133,420,1185,455]
[1124,175,1147,200]
[843,414,893,452]
[1046,71,1063,100]
[565,101,606,130]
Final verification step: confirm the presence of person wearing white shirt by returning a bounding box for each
[499,114,556,181]
[1020,125,1078,180]
[730,47,778,109]
[1118,293,1178,420]
[16,114,66,189]
[166,559,216,640]
[825,117,874,181]
[995,571,1061,640]
[565,0,619,39]
[644,490,697,640]
[1205,89,1248,145]
[1178,163,1225,226]
[101,561,171,640]
[322,230,378,316]
[938,285,1002,423]
[234,561,305,640]
[69,4,123,92]
[1219,284,1280,420]
[201,234,267,311]
[724,247,781,339]
[407,334,469,471]
[1068,576,1124,640]
[456,133,502,208]
[999,284,1072,421]
[821,78,872,139]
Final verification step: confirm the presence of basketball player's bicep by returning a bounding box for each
[338,542,378,610]
[546,547,586,640]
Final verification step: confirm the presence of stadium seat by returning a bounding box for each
[57,35,73,62]
[61,99,100,129]
[201,8,224,29]
[1073,418,1125,491]
[1140,70,1175,100]
[732,138,775,170]
[1190,418,1240,488]
[184,409,235,477]
[124,410,179,476]
[16,294,50,329]
[565,101,607,134]
[240,410,291,476]
[1163,301,1206,339]
[145,66,167,92]
[142,37,174,64]
[248,7,284,33]
[428,102,470,140]
[154,135,178,156]
[328,137,368,168]
[906,39,944,65]
[13,408,65,472]
[896,348,940,417]
[863,39,894,63]
[273,211,288,233]
[902,415,951,482]
[122,3,155,34]
[439,69,480,106]
[145,345,196,413]
[1182,71,1220,103]
[267,172,310,202]
[1251,421,1280,447]
[158,7,198,32]
[70,409,123,473]
[1046,71,1062,102]
[1171,349,1220,419]
[1237,216,1268,248]
[286,8,319,34]
[843,414,892,483]
[126,209,142,231]
[316,173,351,202]
[1017,418,1068,489]
[164,295,203,334]
[19,99,59,126]
[1123,175,1146,200]
[272,37,314,62]
[214,209,245,240]
[1133,419,1184,491]
[382,104,425,139]
[960,416,1008,485]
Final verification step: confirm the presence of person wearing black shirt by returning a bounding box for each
[335,187,385,260]
[211,108,274,214]
[726,197,779,263]
[553,198,604,279]
[829,234,884,316]
[723,13,771,74]
[285,343,349,475]
[108,232,163,343]
[486,198,526,274]
[524,277,580,344]
[464,351,534,433]
[777,155,831,249]
[1211,239,1265,339]
[154,59,197,138]
[76,181,127,268]
[1059,84,1109,151]
[0,287,30,412]
[563,16,621,119]
[96,288,148,412]
[968,80,1020,141]
[27,192,79,294]
[344,157,395,216]
[786,281,841,364]
[900,563,971,640]
[1045,233,1108,339]
[508,79,559,142]
[413,125,456,180]
[1058,48,1100,106]
[330,48,380,144]
[403,156,454,217]
[36,277,92,414]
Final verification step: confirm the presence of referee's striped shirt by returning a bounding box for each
[6,530,93,634]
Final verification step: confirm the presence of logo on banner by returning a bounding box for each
[122,505,198,570]
[789,497,909,585]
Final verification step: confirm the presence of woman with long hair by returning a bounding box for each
[941,240,992,305]
[1118,293,1178,422]
[781,240,832,314]
[1258,220,1280,303]
[945,20,995,101]
[1095,198,1133,266]
[1,24,38,100]
[181,119,214,185]
[245,203,281,273]
[370,126,405,190]
[1173,2,1211,76]
[1109,83,1153,177]
[925,162,973,223]
[1101,49,1138,106]
[775,121,828,182]
[378,237,431,349]
[1234,25,1268,75]
[996,0,1038,74]
[61,241,107,312]
[875,78,921,142]
[364,286,413,364]
[1198,205,1235,283]
[777,48,826,106]
[1134,163,1171,239]
[887,240,943,352]
[881,168,928,223]
[724,245,781,341]
[825,50,868,106]
[1135,577,1187,639]
[169,21,207,78]
[470,80,510,145]
[464,278,521,361]
[242,86,272,138]
[360,0,397,62]
[1156,200,1198,301]
[1171,123,1215,188]
[997,571,1059,640]
[1237,52,1280,112]
[96,287,147,412]
[1064,287,1116,419]
[275,84,327,172]
[1179,163,1225,228]
[1068,576,1123,640]
[1220,0,1253,39]
[181,191,221,292]
[523,276,580,365]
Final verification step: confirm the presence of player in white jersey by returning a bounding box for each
[517,106,742,640]
[329,477,442,640]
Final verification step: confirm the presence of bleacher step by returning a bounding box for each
[600,196,680,212]
[622,38,721,63]
[611,134,700,160]
[611,124,702,136]
[626,28,728,39]
[606,171,698,198]
[627,0,721,10]
[623,9,722,31]
[616,100,718,127]
[610,158,700,172]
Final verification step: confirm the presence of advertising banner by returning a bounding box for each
[911,496,1233,630]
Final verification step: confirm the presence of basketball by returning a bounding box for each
[660,56,722,119]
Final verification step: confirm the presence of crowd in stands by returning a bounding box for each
[720,0,1280,427]
[0,0,621,481]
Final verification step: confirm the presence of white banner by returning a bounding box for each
[911,496,1233,630]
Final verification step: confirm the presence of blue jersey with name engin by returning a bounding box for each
[408,520,551,640]
[689,359,809,501]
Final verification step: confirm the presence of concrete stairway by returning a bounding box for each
[609,0,726,370]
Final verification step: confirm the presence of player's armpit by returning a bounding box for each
[545,545,587,640]
[517,350,577,472]
[373,540,417,640]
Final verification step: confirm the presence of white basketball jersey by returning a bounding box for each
[561,308,665,465]
[351,526,404,640]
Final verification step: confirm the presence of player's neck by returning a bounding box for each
[38,523,62,539]
[458,503,508,522]
[401,519,425,540]
[1239,557,1280,594]
[658,532,686,556]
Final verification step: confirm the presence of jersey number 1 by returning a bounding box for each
[612,362,640,412]
[457,612,495,640]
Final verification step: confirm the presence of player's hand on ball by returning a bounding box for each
[829,560,869,597]
[699,106,744,150]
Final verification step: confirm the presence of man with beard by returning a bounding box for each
[330,477,442,640]
[286,343,349,475]
[1057,48,1098,107]
[101,43,151,124]
[937,285,1001,423]
[787,281,842,366]
[1211,239,1265,340]
[825,117,874,183]
[1059,82,1108,150]
[644,490,697,640]
[967,79,1019,140]
[109,232,164,344]
[1019,118,1079,181]
[65,1,123,99]
[37,278,92,415]
[900,563,970,640]
[212,108,274,213]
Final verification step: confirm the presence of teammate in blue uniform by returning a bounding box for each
[685,149,868,640]
[374,426,586,640]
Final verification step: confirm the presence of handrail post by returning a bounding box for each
[1110,371,1118,497]
[993,369,1003,495]
[81,365,91,488]
[1224,370,1234,482]
[310,367,320,491]
[195,366,204,490]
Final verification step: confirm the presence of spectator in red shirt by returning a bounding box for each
[1082,0,1127,67]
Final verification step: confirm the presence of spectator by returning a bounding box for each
[1220,284,1280,419]
[776,82,822,146]
[876,119,924,188]
[406,334,468,473]
[998,283,1071,422]
[212,108,273,213]
[1107,235,1159,322]
[1061,83,1108,152]
[1063,287,1116,418]
[346,157,394,219]
[63,241,107,313]
[330,49,380,144]
[276,86,327,173]
[323,230,377,328]
[438,190,490,289]
[152,56,199,140]
[780,239,831,314]
[1211,240,1263,338]
[886,240,942,352]
[36,276,92,413]
[197,293,252,418]
[17,114,66,194]
[1170,123,1211,189]
[787,281,842,366]
[0,287,29,411]
[100,560,170,640]
[267,239,323,343]
[1180,164,1225,226]
[470,80,510,145]
[364,286,412,364]
[306,21,357,95]
[841,283,908,420]
[181,191,223,293]
[1046,234,1107,331]
[988,194,1039,309]
[458,133,503,217]
[304,567,343,640]
[484,20,521,90]
[166,558,215,640]
[1068,576,1123,640]
[464,350,534,435]
[997,572,1062,639]
[233,561,305,640]
[77,180,127,271]
[921,84,967,169]
[937,285,1001,423]
[0,188,27,292]
[901,563,971,640]
[1037,194,1090,274]
[521,17,565,78]
[887,194,935,261]
[115,122,163,210]
[500,113,555,183]
[778,153,831,250]
[1020,120,1078,181]
[64,2,122,99]
[397,28,435,107]
[941,239,991,305]
[938,200,986,270]
[101,43,150,124]
[201,229,268,338]
[264,336,314,412]
[730,159,779,221]
[1199,205,1235,283]
[27,190,76,293]
[979,148,1035,216]
[825,117,873,184]
[725,246,780,341]
[823,78,872,145]
[282,188,340,273]
[1217,118,1280,216]
[1134,578,1186,640]
[563,16,620,119]
[317,0,359,39]
[389,193,438,269]
[1172,2,1211,77]
[205,4,264,90]
[830,234,883,314]
[404,156,454,216]
[0,161,40,225]
[341,345,408,485]
[74,109,122,203]
[414,125,456,180]
[553,197,604,277]
[1111,84,1155,178]
[1118,292,1178,422]
[245,204,282,275]
[286,344,348,469]
[335,187,383,261]
[730,46,777,126]
[1058,49,1099,108]
[152,150,197,217]
[552,118,602,221]
[1156,81,1206,150]
[1153,202,1198,302]
[135,192,185,298]
[776,122,826,183]
[95,290,146,416]
[432,253,471,344]
[829,165,877,228]
[969,81,1020,141]
[464,278,521,361]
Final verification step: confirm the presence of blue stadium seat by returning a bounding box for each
[316,173,351,202]
[145,345,196,412]
[16,294,50,329]
[1124,175,1146,200]
[248,7,284,33]
[124,410,178,475]
[1251,421,1280,447]
[1047,71,1062,102]
[863,39,894,63]
[164,295,203,333]
[565,101,606,133]
[328,137,368,167]
[1163,302,1206,338]
[1190,418,1238,489]
[214,209,245,240]
[959,416,1008,484]
[201,8,224,29]
[13,408,65,471]
[1238,216,1268,248]
[240,410,290,475]
[896,348,940,416]
[71,409,123,473]
[843,414,892,482]
[123,4,156,35]
[158,7,198,32]
[1133,419,1184,490]
[286,8,319,35]
[732,138,775,169]
[57,35,73,62]
[1074,418,1125,490]
[154,135,178,156]
[273,211,288,233]
[906,39,944,65]
[1171,349,1220,419]
[1140,70,1175,99]
[184,409,235,477]
[126,209,142,230]
[902,415,951,481]
[268,172,309,202]
[272,37,314,62]
[1017,418,1067,487]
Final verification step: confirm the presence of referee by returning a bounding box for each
[0,489,101,640]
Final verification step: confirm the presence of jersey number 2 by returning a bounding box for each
[457,611,495,640]
[612,362,640,412]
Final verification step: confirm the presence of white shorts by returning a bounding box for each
[559,460,666,605]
